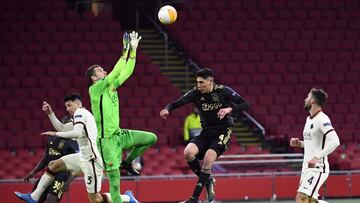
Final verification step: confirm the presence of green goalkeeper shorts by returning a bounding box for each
[97,128,134,172]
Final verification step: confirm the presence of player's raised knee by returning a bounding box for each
[149,132,157,145]
[48,160,57,171]
[183,148,196,161]
[48,159,65,173]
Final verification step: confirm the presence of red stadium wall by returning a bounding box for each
[1,174,360,202]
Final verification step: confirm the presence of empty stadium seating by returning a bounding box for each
[0,0,188,178]
[1,0,359,178]
[167,0,359,143]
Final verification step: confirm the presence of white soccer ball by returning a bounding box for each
[158,5,177,25]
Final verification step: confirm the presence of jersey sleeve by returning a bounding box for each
[55,109,85,139]
[73,109,86,125]
[318,115,334,134]
[112,58,136,88]
[48,113,73,132]
[165,89,196,112]
[224,86,250,112]
[106,57,127,84]
[315,115,340,158]
[89,57,128,96]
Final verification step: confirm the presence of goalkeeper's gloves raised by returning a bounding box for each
[121,32,130,58]
[129,31,142,58]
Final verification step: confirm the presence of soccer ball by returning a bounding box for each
[158,5,177,25]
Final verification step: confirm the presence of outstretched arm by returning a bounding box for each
[113,31,142,88]
[43,101,73,132]
[42,123,84,139]
[160,90,196,119]
[24,152,48,182]
[89,32,130,95]
[106,32,131,85]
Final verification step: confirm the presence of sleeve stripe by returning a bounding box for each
[324,129,334,136]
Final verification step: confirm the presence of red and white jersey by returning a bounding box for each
[73,108,101,161]
[302,110,335,173]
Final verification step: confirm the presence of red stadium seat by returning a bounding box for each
[8,135,25,149]
[25,135,45,149]
[50,32,66,43]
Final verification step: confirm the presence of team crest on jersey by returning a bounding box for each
[211,94,220,102]
[58,140,65,149]
[200,97,205,101]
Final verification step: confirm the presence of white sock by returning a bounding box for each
[30,172,55,200]
[318,200,328,203]
[120,194,130,202]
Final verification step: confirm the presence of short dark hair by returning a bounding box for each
[86,64,100,86]
[310,88,328,106]
[196,68,214,79]
[64,93,82,102]
[61,115,73,124]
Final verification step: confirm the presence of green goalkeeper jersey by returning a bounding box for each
[89,58,136,139]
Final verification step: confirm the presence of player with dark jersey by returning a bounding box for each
[160,68,250,203]
[24,116,78,203]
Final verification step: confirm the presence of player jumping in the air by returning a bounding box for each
[21,115,78,203]
[160,68,250,203]
[86,31,157,203]
[15,94,139,203]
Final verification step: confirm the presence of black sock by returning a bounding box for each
[187,158,201,176]
[191,171,210,200]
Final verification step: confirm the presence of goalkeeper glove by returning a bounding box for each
[121,32,130,58]
[129,31,142,58]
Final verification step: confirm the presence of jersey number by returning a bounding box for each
[307,176,314,185]
[87,176,92,184]
[52,180,64,194]
[218,129,231,145]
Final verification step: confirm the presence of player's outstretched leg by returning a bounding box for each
[15,160,64,203]
[121,130,157,175]
[14,192,38,203]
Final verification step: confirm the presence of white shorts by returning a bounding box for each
[60,153,103,193]
[297,169,329,200]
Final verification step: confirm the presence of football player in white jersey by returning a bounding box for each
[290,88,340,203]
[15,94,138,203]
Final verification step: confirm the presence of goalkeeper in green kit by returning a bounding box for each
[86,31,157,203]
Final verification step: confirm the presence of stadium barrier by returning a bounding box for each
[1,171,360,202]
